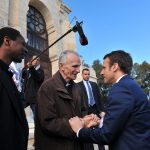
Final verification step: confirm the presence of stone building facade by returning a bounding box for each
[0,0,77,79]
[0,0,97,82]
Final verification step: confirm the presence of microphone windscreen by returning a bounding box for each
[80,36,88,45]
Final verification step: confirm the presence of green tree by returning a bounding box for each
[132,61,150,100]
[92,59,109,105]
[83,63,90,68]
[92,59,104,86]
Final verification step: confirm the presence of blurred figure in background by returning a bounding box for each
[9,61,22,92]
[22,55,44,121]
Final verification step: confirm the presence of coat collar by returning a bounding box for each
[119,74,133,82]
[53,71,74,100]
[114,74,133,86]
[52,71,80,110]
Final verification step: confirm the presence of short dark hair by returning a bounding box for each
[82,68,90,74]
[0,27,22,47]
[103,50,133,74]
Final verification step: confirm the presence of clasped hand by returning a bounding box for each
[69,114,100,133]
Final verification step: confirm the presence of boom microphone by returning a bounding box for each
[74,21,88,46]
[28,20,88,66]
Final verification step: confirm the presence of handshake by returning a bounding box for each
[69,112,105,133]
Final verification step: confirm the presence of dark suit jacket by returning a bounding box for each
[78,81,103,115]
[22,66,44,104]
[78,75,150,150]
[0,62,28,150]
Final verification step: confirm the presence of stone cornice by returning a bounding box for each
[60,3,71,14]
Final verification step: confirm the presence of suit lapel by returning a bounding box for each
[81,81,89,106]
[0,70,26,125]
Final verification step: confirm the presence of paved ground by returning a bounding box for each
[27,139,108,150]
[28,138,34,150]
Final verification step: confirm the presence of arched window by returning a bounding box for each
[27,6,48,51]
[26,6,51,79]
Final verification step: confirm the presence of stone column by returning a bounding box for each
[8,0,29,37]
[0,0,9,27]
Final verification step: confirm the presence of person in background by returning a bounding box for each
[0,27,28,150]
[9,61,22,92]
[22,55,44,121]
[69,50,150,150]
[78,68,104,115]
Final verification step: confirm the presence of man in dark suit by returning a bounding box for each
[69,50,150,150]
[78,68,105,150]
[78,68,103,116]
[0,27,29,150]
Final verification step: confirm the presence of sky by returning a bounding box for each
[63,0,150,66]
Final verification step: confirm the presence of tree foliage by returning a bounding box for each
[132,61,150,100]
[92,59,110,105]
[83,63,90,68]
[92,59,103,86]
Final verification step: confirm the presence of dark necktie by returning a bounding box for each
[86,81,95,106]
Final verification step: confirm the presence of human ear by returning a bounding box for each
[59,63,64,71]
[112,63,119,72]
[3,36,11,46]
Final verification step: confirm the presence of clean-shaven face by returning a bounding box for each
[82,70,90,81]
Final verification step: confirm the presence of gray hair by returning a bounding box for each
[58,50,80,64]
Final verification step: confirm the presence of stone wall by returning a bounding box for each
[0,0,97,81]
[0,0,77,75]
[0,0,9,27]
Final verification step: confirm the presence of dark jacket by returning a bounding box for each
[0,60,28,150]
[78,75,150,150]
[78,81,103,115]
[22,66,44,104]
[35,71,85,150]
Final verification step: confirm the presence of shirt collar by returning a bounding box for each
[35,64,40,70]
[83,80,89,83]
[58,71,73,87]
[115,74,127,83]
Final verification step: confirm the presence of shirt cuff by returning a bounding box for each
[99,117,104,128]
[76,128,82,137]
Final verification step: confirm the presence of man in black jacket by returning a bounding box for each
[0,27,28,150]
[22,56,44,121]
[78,68,103,116]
